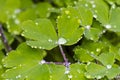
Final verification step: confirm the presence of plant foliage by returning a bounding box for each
[0,0,120,80]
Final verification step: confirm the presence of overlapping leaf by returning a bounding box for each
[22,19,58,50]
[57,7,84,45]
[22,7,84,50]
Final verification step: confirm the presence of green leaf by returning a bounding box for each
[70,63,86,80]
[107,8,120,32]
[85,62,107,79]
[75,5,93,26]
[2,43,46,67]
[109,46,120,61]
[22,19,58,50]
[49,64,68,80]
[2,43,50,80]
[74,48,94,62]
[76,0,109,25]
[89,0,109,25]
[34,2,52,18]
[97,53,115,68]
[57,7,84,45]
[84,28,102,42]
[106,67,120,79]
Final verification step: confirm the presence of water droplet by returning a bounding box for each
[112,4,116,9]
[39,46,42,49]
[65,10,70,15]
[92,4,96,8]
[58,37,67,44]
[57,16,60,19]
[12,15,16,19]
[64,68,70,74]
[86,75,91,78]
[25,76,28,78]
[48,39,52,42]
[113,25,116,28]
[93,14,97,18]
[106,65,112,69]
[39,60,46,64]
[97,76,102,79]
[13,31,19,35]
[67,16,71,19]
[68,75,72,79]
[85,4,88,7]
[14,19,20,24]
[87,62,91,65]
[16,75,21,79]
[21,33,24,36]
[14,9,21,14]
[35,22,38,25]
[91,51,94,54]
[105,24,111,29]
[85,25,91,29]
[90,1,94,4]
[74,1,77,4]
[96,48,101,52]
[77,19,81,24]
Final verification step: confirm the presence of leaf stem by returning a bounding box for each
[58,44,69,68]
[0,24,12,54]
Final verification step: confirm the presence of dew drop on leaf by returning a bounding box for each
[96,76,102,79]
[68,75,73,79]
[16,75,21,79]
[96,48,101,52]
[58,37,67,44]
[92,4,96,8]
[48,39,52,42]
[105,24,111,29]
[86,75,91,78]
[77,19,81,24]
[93,14,97,18]
[64,68,70,74]
[35,22,38,26]
[14,19,20,24]
[67,16,71,19]
[106,65,112,69]
[85,25,91,29]
[39,60,46,64]
[14,9,21,14]
[65,10,70,15]
[85,4,88,7]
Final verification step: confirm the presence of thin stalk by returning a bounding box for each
[0,24,12,53]
[58,44,69,68]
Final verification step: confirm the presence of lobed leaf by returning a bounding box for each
[22,19,58,50]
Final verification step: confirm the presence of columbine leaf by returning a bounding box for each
[88,0,109,25]
[85,62,107,79]
[74,48,94,62]
[34,2,52,18]
[2,43,50,80]
[75,5,93,26]
[22,19,58,50]
[76,0,109,25]
[57,7,84,45]
[97,53,115,68]
[107,8,120,32]
[2,43,46,67]
[84,27,102,42]
[106,67,120,79]
[49,63,68,80]
[70,63,86,80]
